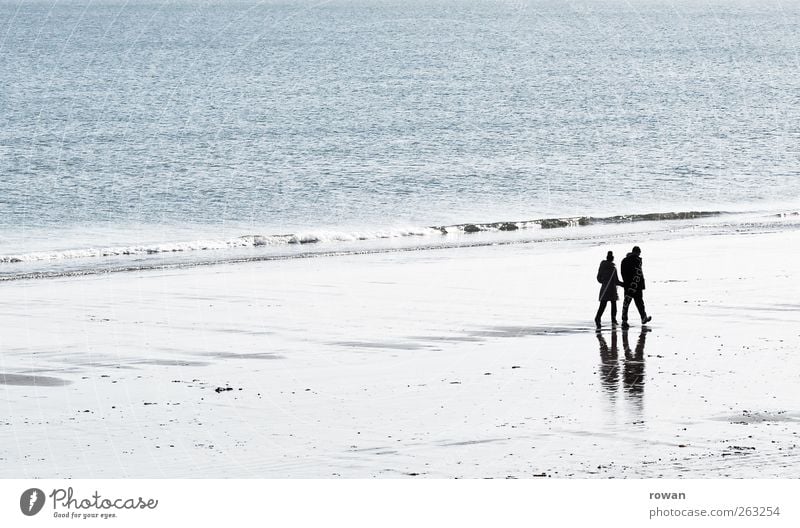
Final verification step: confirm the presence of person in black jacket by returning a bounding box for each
[595,251,623,328]
[620,246,652,328]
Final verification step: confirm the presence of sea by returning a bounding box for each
[1,0,799,279]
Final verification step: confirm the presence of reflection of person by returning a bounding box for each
[596,330,619,395]
[595,251,623,328]
[620,246,652,329]
[622,327,648,399]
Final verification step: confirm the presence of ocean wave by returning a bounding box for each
[442,210,722,233]
[0,227,442,264]
[0,211,721,266]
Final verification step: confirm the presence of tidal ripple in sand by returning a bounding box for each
[133,359,210,367]
[200,352,285,360]
[439,438,508,447]
[0,373,72,387]
[712,410,800,424]
[467,325,592,338]
[332,341,431,351]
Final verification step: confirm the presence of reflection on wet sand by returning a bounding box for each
[596,328,649,416]
[596,331,619,397]
[623,328,648,402]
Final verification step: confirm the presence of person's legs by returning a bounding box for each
[595,301,608,326]
[622,294,633,325]
[610,300,618,323]
[634,293,647,320]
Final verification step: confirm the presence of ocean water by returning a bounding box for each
[1,0,799,277]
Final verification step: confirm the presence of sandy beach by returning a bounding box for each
[1,223,799,478]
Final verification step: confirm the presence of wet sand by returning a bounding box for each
[1,228,799,478]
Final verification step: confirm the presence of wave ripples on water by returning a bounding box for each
[2,2,799,280]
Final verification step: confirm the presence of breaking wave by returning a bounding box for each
[0,211,721,266]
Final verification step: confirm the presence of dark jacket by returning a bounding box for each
[596,260,620,302]
[620,253,645,292]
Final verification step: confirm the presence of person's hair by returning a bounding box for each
[606,251,614,261]
[632,246,641,254]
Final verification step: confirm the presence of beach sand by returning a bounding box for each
[1,227,799,478]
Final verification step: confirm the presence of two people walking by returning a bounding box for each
[595,246,652,329]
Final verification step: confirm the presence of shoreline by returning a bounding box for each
[3,209,799,284]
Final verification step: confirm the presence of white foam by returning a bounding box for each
[0,227,442,264]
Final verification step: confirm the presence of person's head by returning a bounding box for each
[606,251,614,262]
[632,246,641,256]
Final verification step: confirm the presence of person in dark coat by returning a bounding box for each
[595,251,622,328]
[620,246,652,328]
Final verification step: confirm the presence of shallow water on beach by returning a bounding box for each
[1,228,799,478]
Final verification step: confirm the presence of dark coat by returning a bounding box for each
[596,260,620,302]
[620,253,646,292]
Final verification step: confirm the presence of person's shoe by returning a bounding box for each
[621,320,630,329]
[611,319,619,326]
[643,315,652,324]
[594,317,601,329]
